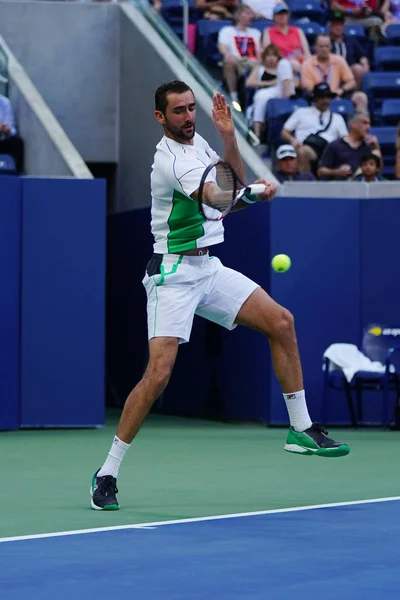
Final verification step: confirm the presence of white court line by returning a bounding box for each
[1,496,400,544]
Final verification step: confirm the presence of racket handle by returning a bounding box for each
[246,183,266,195]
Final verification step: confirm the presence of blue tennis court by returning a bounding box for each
[1,498,399,599]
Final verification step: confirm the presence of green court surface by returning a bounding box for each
[1,409,400,540]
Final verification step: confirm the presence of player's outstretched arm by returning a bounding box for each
[212,92,246,183]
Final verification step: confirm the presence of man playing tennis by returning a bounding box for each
[90,80,349,510]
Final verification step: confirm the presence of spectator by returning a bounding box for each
[318,111,381,180]
[301,34,356,99]
[218,5,261,109]
[330,0,383,41]
[353,152,385,181]
[0,93,23,174]
[273,144,316,182]
[196,0,239,21]
[245,0,278,21]
[281,83,348,172]
[329,11,370,90]
[245,44,295,140]
[262,4,311,75]
[381,0,400,31]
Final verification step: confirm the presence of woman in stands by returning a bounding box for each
[245,43,295,139]
[262,3,311,75]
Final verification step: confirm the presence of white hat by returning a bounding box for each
[276,144,297,159]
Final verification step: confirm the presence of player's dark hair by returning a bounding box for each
[155,80,193,114]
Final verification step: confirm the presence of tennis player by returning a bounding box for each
[90,80,350,510]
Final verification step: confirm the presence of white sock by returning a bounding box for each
[283,390,312,432]
[97,436,130,479]
[230,91,238,102]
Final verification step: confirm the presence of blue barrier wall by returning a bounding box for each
[20,179,106,427]
[0,177,106,430]
[107,195,400,426]
[0,177,22,430]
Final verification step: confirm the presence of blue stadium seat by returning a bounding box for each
[0,154,17,175]
[251,20,273,34]
[266,97,308,150]
[330,98,354,122]
[362,72,400,113]
[386,24,400,45]
[375,47,400,71]
[293,21,325,45]
[344,22,366,39]
[161,0,199,39]
[195,19,230,63]
[369,126,397,178]
[381,99,400,125]
[287,0,324,24]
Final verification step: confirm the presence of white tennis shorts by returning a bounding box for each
[142,253,259,344]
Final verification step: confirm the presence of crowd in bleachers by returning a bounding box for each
[159,0,400,181]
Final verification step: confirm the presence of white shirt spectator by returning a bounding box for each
[245,0,278,20]
[217,26,261,59]
[283,106,348,144]
[255,58,294,96]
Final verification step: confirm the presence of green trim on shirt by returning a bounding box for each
[167,190,206,253]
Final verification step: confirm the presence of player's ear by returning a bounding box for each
[154,110,166,125]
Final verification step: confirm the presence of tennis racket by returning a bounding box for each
[197,160,266,221]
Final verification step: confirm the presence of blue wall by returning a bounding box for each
[0,176,106,430]
[106,195,400,426]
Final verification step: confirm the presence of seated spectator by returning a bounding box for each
[262,4,311,75]
[318,111,381,180]
[301,34,357,99]
[196,0,239,21]
[218,5,261,109]
[245,0,278,21]
[0,93,23,174]
[245,44,294,140]
[273,144,316,182]
[330,0,382,41]
[381,0,400,31]
[281,83,348,172]
[329,11,370,90]
[353,152,385,181]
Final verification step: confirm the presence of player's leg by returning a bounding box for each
[90,254,204,510]
[196,259,349,457]
[91,337,178,511]
[235,287,349,457]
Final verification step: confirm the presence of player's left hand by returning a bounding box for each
[256,179,277,203]
[212,92,235,137]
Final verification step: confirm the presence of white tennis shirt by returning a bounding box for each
[150,133,225,254]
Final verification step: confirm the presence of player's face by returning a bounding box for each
[156,91,196,143]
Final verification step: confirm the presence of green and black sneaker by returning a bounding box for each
[90,469,119,511]
[284,423,350,458]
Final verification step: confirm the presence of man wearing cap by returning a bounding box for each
[301,33,356,98]
[281,82,348,173]
[329,11,370,90]
[262,4,311,74]
[273,145,316,182]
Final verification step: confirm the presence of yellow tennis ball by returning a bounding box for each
[271,254,291,273]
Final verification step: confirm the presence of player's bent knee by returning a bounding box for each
[146,361,174,395]
[269,307,295,338]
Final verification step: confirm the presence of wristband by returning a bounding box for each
[242,193,259,204]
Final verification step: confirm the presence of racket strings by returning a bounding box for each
[203,163,238,213]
